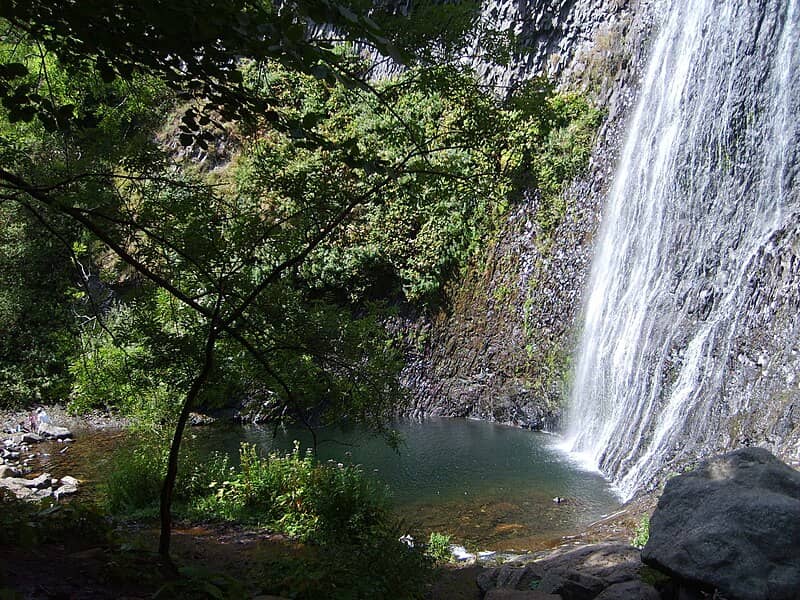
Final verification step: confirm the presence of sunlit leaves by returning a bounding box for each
[231,64,603,307]
[0,0,407,143]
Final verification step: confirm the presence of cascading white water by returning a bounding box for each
[565,0,800,500]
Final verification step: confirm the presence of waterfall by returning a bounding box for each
[564,0,800,500]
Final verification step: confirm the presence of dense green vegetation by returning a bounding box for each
[98,436,433,598]
[2,56,601,415]
[0,0,602,592]
[0,203,77,406]
[0,43,601,421]
[106,438,391,540]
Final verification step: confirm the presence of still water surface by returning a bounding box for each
[49,418,620,550]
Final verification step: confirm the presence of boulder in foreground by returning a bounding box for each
[642,447,800,600]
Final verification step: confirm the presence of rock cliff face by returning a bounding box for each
[402,0,800,497]
[400,0,655,427]
[724,220,800,460]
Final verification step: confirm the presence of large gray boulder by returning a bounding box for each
[642,447,800,600]
[485,591,562,600]
[37,423,72,440]
[592,580,660,600]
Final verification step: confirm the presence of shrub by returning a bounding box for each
[104,433,230,517]
[305,457,392,545]
[196,442,393,545]
[256,525,432,600]
[425,531,452,563]
[632,515,650,549]
[104,441,165,515]
[102,438,431,598]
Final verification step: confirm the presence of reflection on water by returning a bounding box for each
[41,418,620,550]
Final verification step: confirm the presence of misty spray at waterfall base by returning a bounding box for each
[564,0,800,499]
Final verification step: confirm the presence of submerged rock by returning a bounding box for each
[7,432,41,445]
[54,483,79,498]
[59,475,79,487]
[0,464,20,478]
[0,471,80,501]
[642,447,800,600]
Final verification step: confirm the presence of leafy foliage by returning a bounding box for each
[425,531,453,563]
[104,430,231,516]
[0,8,601,415]
[0,0,404,140]
[237,63,603,307]
[632,515,650,549]
[0,0,603,561]
[0,29,172,410]
[0,204,76,406]
[106,437,393,544]
[191,442,393,544]
[104,437,431,598]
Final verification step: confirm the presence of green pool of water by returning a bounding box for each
[43,418,620,550]
[191,418,620,550]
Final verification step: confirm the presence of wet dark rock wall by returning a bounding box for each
[399,0,656,427]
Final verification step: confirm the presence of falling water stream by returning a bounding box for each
[565,0,800,499]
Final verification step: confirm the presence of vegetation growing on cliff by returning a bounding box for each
[0,47,601,418]
[0,1,602,586]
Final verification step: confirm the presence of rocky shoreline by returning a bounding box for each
[448,448,800,600]
[3,408,797,600]
[0,404,128,502]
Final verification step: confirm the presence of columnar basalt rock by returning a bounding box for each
[400,0,656,428]
[404,0,800,501]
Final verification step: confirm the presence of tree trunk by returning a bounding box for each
[158,321,218,558]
